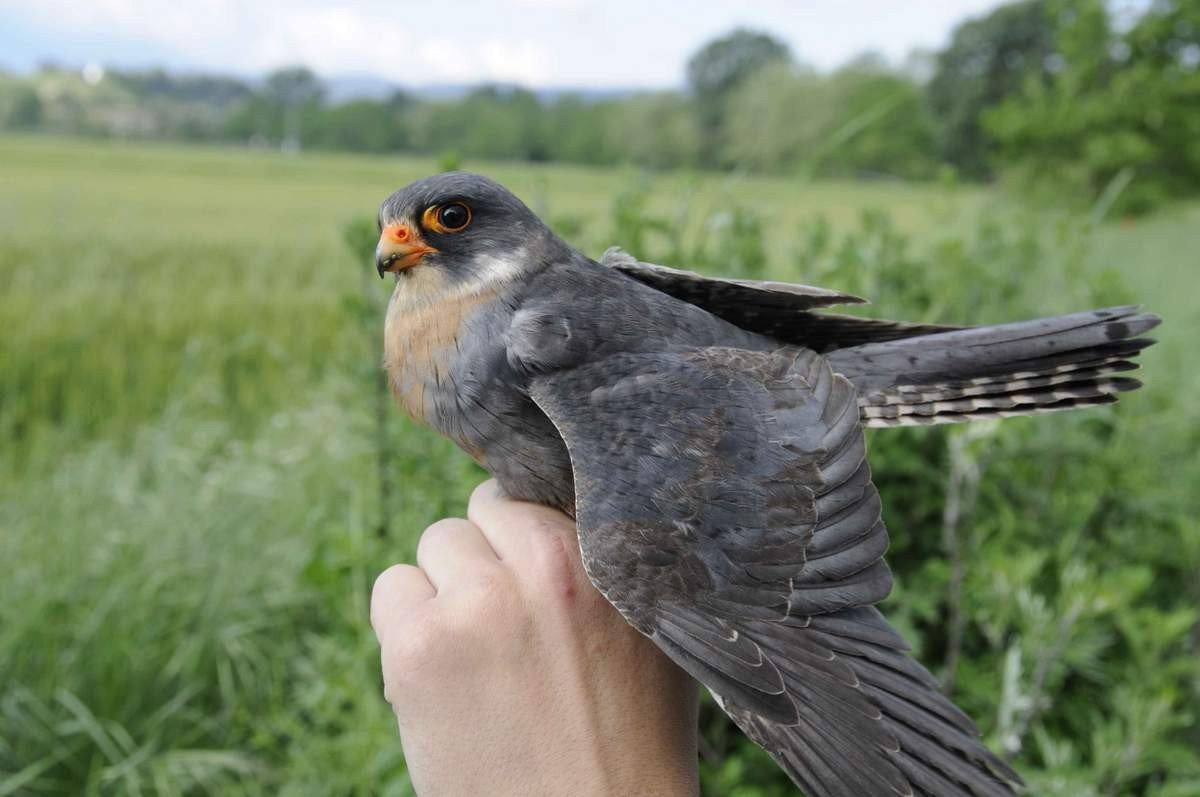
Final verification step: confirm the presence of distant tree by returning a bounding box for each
[309,99,409,153]
[412,85,549,161]
[723,63,834,173]
[543,94,620,165]
[825,56,939,179]
[263,67,325,151]
[263,66,324,110]
[6,86,43,129]
[686,29,791,166]
[110,68,251,106]
[984,0,1200,213]
[609,92,701,170]
[724,57,938,180]
[927,0,1055,178]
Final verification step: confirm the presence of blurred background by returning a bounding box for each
[1,1,1197,794]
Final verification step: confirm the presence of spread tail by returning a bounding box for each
[825,306,1160,428]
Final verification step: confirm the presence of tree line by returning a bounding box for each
[2,0,1197,212]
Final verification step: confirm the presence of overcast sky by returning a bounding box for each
[0,0,1011,88]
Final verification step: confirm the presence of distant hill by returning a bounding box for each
[324,74,643,103]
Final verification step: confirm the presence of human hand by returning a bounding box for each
[370,480,699,796]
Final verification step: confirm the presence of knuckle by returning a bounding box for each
[370,564,422,632]
[416,517,471,553]
[372,563,415,599]
[467,480,500,513]
[424,516,470,540]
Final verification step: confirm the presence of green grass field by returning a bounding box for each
[2,134,1197,795]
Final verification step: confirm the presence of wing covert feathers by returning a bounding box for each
[601,248,965,351]
[601,247,866,311]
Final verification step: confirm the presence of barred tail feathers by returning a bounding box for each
[825,306,1160,428]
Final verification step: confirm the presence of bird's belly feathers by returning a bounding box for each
[384,285,576,510]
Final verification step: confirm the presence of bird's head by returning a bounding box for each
[375,172,561,303]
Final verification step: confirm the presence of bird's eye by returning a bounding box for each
[424,202,472,233]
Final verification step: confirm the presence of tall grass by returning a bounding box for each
[2,135,1196,795]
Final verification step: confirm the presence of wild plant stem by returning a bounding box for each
[1007,603,1082,761]
[375,364,391,539]
[941,431,983,696]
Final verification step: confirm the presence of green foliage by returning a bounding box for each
[609,92,701,170]
[3,86,43,130]
[411,85,550,162]
[926,0,1056,179]
[822,57,939,180]
[1,136,1196,794]
[686,29,793,102]
[724,58,939,180]
[606,176,766,278]
[306,98,411,154]
[722,64,834,174]
[984,0,1200,215]
[436,150,462,173]
[685,28,792,163]
[796,212,1199,795]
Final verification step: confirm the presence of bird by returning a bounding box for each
[374,172,1158,796]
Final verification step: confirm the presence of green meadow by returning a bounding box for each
[2,135,1197,795]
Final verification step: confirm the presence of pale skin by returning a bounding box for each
[370,480,701,797]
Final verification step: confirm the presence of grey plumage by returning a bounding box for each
[602,251,1159,427]
[526,343,1013,796]
[603,247,963,351]
[831,305,1157,426]
[376,173,1159,797]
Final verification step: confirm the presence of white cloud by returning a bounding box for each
[415,39,479,83]
[0,0,559,83]
[479,40,553,86]
[0,0,1010,87]
[511,0,581,7]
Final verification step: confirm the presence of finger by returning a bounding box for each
[415,517,499,591]
[466,479,577,561]
[371,564,434,643]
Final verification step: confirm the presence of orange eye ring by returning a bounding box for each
[422,202,472,234]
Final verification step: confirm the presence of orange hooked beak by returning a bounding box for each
[376,222,436,278]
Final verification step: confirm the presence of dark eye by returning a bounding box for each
[436,203,471,232]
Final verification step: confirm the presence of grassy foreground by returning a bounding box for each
[1,135,1197,795]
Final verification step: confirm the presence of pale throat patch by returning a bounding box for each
[387,247,529,313]
[383,246,531,424]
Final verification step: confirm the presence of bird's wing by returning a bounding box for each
[525,345,1019,796]
[600,247,865,310]
[601,247,960,351]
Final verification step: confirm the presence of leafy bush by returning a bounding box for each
[984,0,1200,216]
